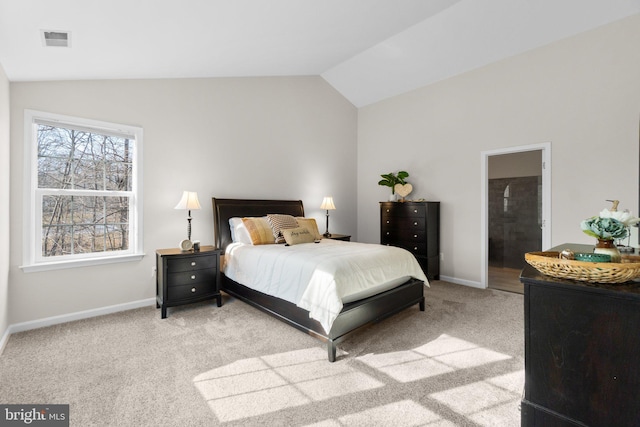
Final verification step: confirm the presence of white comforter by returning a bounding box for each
[223,239,428,333]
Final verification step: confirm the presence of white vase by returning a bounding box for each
[389,193,397,202]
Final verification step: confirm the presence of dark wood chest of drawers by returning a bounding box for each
[156,246,221,318]
[380,201,440,280]
[520,243,640,427]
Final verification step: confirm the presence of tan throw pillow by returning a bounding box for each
[242,217,275,245]
[282,227,316,245]
[296,217,323,240]
[266,214,299,244]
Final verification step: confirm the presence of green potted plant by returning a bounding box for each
[378,171,409,201]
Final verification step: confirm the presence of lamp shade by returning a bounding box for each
[320,196,336,210]
[174,191,201,210]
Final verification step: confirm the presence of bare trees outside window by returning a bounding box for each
[23,110,143,271]
[38,123,133,257]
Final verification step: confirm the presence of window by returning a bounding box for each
[22,110,144,272]
[503,184,510,213]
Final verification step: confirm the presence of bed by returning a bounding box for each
[212,197,427,362]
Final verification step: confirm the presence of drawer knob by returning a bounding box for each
[191,261,196,266]
[386,209,389,213]
[191,287,196,293]
[386,220,390,224]
[414,247,418,251]
[413,222,418,226]
[414,234,418,238]
[191,275,196,280]
[414,209,418,213]
[386,231,390,235]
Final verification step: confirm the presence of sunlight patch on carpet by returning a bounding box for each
[357,334,511,383]
[430,379,523,427]
[353,333,522,425]
[362,356,454,383]
[338,400,451,426]
[194,346,383,422]
[432,347,511,369]
[302,400,456,427]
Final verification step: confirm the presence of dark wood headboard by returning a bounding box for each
[212,198,305,250]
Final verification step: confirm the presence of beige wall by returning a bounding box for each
[0,63,9,345]
[9,76,357,324]
[357,14,640,285]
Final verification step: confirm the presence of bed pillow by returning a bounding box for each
[282,227,316,245]
[229,217,252,245]
[295,217,323,240]
[266,214,299,244]
[242,217,276,245]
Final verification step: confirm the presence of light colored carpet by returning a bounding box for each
[0,281,524,426]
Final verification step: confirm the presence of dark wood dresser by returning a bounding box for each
[380,201,440,280]
[520,243,640,427]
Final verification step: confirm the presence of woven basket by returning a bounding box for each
[525,251,640,284]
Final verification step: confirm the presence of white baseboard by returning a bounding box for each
[0,326,10,356]
[438,275,485,289]
[0,298,155,356]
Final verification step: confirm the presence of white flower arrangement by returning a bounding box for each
[598,208,640,227]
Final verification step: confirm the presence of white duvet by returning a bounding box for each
[223,239,428,333]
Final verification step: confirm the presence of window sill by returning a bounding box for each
[20,253,146,273]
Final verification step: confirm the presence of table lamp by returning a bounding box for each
[174,191,201,250]
[320,196,336,237]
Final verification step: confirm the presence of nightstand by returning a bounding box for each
[325,234,351,242]
[156,245,221,319]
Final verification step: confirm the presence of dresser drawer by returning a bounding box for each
[383,241,427,255]
[381,217,426,231]
[167,255,216,272]
[167,269,216,287]
[381,204,426,218]
[382,229,426,241]
[167,282,216,301]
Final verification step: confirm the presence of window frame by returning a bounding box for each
[21,110,144,272]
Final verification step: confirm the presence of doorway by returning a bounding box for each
[481,144,551,292]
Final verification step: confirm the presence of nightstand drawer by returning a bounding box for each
[168,282,216,301]
[167,270,216,287]
[167,255,216,272]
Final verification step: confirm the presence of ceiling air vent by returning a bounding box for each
[41,30,71,47]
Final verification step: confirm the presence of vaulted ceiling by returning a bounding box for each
[1,0,638,107]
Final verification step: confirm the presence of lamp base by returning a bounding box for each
[323,232,332,238]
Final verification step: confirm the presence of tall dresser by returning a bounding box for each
[380,201,440,280]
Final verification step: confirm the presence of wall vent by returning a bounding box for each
[41,30,71,47]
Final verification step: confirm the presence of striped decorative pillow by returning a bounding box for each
[266,214,299,244]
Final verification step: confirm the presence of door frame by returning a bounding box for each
[480,142,551,289]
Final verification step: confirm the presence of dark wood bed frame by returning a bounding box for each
[212,197,425,362]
